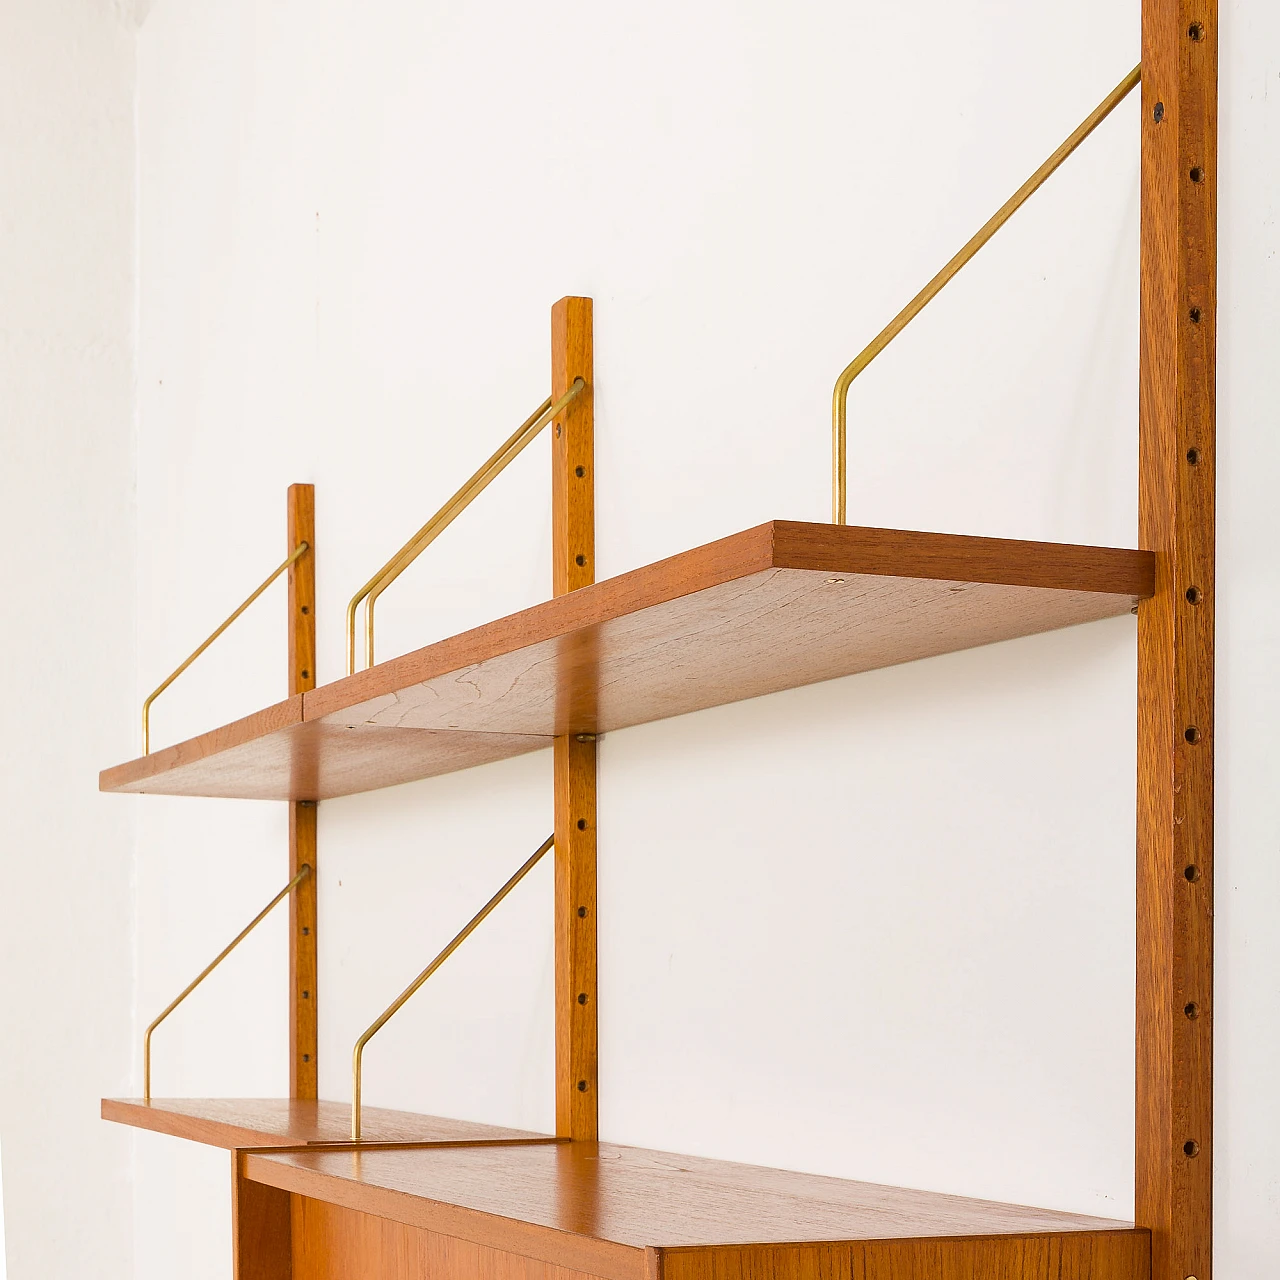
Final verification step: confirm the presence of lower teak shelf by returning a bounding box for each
[106,1099,1148,1280]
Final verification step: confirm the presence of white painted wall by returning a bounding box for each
[8,0,1257,1277]
[0,3,138,1278]
[1217,3,1280,1272]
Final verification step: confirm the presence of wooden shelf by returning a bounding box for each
[245,1138,1148,1279]
[102,1097,553,1150]
[101,521,1152,802]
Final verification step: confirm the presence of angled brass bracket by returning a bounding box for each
[143,864,311,1101]
[142,540,310,752]
[350,834,553,1141]
[345,379,587,674]
[831,63,1141,524]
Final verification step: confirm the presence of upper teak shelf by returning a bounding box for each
[100,520,1152,802]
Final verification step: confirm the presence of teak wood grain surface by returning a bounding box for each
[101,1098,552,1150]
[99,522,1153,802]
[1137,1,1217,1277]
[234,1153,292,1280]
[245,1141,1145,1280]
[292,1199,611,1280]
[287,484,318,1100]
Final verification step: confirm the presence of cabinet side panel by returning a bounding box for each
[233,1153,292,1280]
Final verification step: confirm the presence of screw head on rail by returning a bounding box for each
[1153,102,1165,122]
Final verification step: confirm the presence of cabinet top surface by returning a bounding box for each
[247,1136,1136,1251]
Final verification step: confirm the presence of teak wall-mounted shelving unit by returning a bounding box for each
[101,5,1216,1277]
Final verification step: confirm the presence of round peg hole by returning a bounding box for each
[1190,307,1203,324]
[577,818,586,830]
[577,1080,588,1092]
[1187,447,1201,465]
[1186,586,1202,604]
[1184,1140,1200,1157]
[1185,726,1202,744]
[575,465,585,477]
[1153,102,1165,122]
[578,992,588,1005]
[577,906,587,918]
[1190,166,1205,184]
[301,669,309,679]
[1184,865,1201,882]
[1184,1002,1200,1019]
[575,554,586,566]
[301,605,310,614]
[1188,21,1204,40]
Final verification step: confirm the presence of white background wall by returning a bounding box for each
[1,1,1274,1277]
[0,2,138,1277]
[130,0,1148,1268]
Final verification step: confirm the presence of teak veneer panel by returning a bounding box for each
[234,1158,292,1280]
[293,1198,613,1280]
[100,522,1153,801]
[246,1141,1144,1280]
[102,1098,551,1150]
[655,1236,1149,1280]
[291,1199,1149,1280]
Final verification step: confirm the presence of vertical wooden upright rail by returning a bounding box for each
[551,297,598,1141]
[233,482,317,1279]
[1137,5,1216,1280]
[288,483,318,1099]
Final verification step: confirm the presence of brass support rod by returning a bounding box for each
[346,379,587,674]
[143,864,311,1102]
[831,62,1142,524]
[350,834,554,1141]
[142,541,310,753]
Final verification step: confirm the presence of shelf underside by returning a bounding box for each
[101,521,1153,802]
